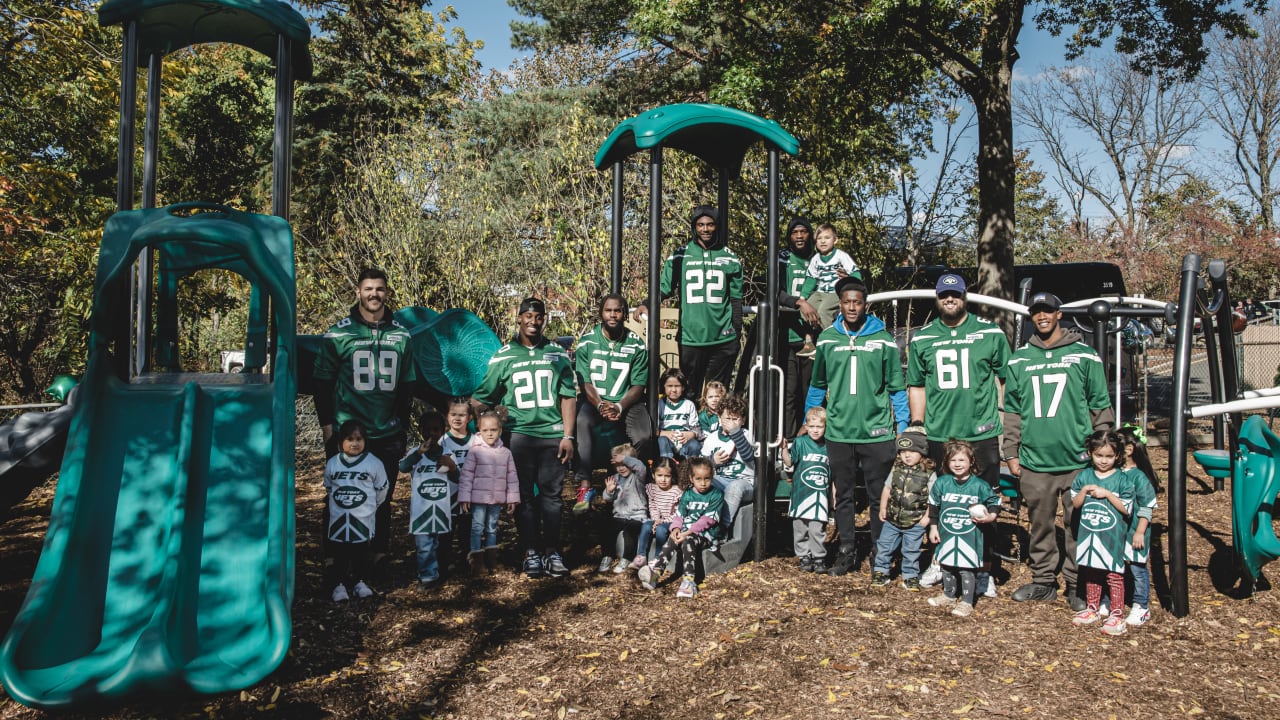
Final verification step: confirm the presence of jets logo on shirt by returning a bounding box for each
[416,477,449,500]
[940,506,974,533]
[333,486,368,509]
[798,465,829,490]
[1079,501,1118,531]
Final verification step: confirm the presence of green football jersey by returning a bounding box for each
[929,473,998,569]
[314,312,417,441]
[1004,341,1111,473]
[788,434,830,522]
[678,486,726,541]
[1072,467,1135,573]
[660,241,743,346]
[809,323,905,444]
[781,249,811,344]
[574,324,648,403]
[906,313,1009,442]
[473,337,576,439]
[1124,468,1158,564]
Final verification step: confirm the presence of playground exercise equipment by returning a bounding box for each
[0,0,310,709]
[596,104,799,571]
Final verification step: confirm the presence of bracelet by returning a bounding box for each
[563,435,575,441]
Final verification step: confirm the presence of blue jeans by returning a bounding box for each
[1129,561,1150,607]
[658,436,702,459]
[713,475,755,525]
[637,520,671,558]
[415,534,440,583]
[873,521,927,578]
[470,504,501,552]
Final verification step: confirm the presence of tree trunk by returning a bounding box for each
[973,68,1017,326]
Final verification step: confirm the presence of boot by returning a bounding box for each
[468,551,485,575]
[484,547,500,575]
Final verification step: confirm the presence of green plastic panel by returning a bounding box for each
[98,0,312,78]
[0,203,297,709]
[1233,416,1280,581]
[594,103,800,173]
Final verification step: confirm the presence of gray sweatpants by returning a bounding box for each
[792,518,827,559]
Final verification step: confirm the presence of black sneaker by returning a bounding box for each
[522,550,546,578]
[1011,582,1057,602]
[798,555,815,573]
[870,571,890,587]
[828,548,859,577]
[543,551,569,578]
[1064,583,1087,612]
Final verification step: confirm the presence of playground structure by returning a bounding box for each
[595,104,799,573]
[0,0,311,709]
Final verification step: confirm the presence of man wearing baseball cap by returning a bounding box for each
[906,272,1009,593]
[1002,291,1114,609]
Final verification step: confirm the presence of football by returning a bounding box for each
[1232,310,1248,333]
[969,504,990,521]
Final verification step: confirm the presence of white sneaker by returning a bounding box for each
[920,561,942,587]
[597,556,615,573]
[612,557,630,574]
[1098,602,1109,617]
[982,578,998,598]
[331,584,349,602]
[639,563,660,591]
[1125,604,1150,626]
[353,581,374,598]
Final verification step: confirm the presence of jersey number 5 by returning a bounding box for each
[352,350,398,391]
[513,368,556,409]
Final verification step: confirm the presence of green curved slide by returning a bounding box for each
[0,204,296,708]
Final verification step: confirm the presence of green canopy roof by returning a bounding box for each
[594,103,799,174]
[99,0,311,79]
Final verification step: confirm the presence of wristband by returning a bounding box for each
[562,435,575,441]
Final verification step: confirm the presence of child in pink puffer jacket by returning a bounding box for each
[458,412,520,573]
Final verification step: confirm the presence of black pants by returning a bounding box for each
[509,433,568,553]
[327,541,371,589]
[679,338,739,401]
[575,399,654,472]
[597,515,645,559]
[782,340,813,438]
[827,439,896,551]
[942,566,978,605]
[324,432,405,557]
[654,532,712,577]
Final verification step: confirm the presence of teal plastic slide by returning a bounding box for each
[1233,415,1280,582]
[0,204,296,708]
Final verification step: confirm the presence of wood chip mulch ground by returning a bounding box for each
[2,446,1279,719]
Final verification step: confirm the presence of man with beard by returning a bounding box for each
[778,216,822,436]
[907,273,1009,592]
[473,298,577,578]
[314,268,417,563]
[573,294,653,476]
[1002,292,1114,611]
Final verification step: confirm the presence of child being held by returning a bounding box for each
[783,407,831,573]
[927,439,999,617]
[657,368,701,458]
[633,457,683,569]
[700,393,755,526]
[639,457,724,599]
[797,223,862,356]
[457,411,520,575]
[398,411,459,590]
[324,420,389,602]
[596,444,649,574]
[872,428,936,590]
[1118,425,1158,627]
[698,381,726,437]
[1071,430,1136,635]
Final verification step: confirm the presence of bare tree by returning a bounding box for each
[1200,9,1280,229]
[1015,54,1204,241]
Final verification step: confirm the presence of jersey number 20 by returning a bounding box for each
[513,369,557,409]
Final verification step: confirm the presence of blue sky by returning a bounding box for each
[444,3,1197,223]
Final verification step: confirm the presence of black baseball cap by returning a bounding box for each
[1027,292,1062,312]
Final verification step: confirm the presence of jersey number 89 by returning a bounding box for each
[352,350,398,391]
